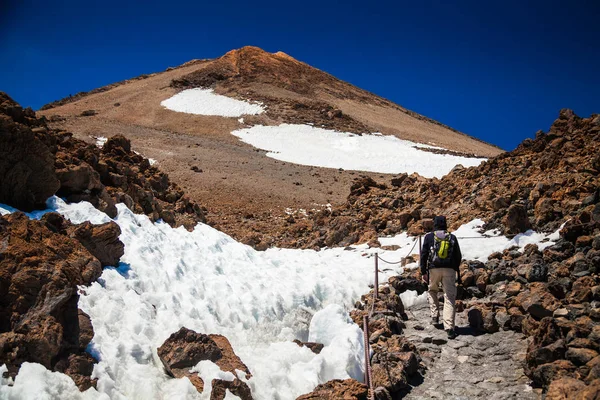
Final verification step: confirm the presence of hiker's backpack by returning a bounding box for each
[429,231,455,268]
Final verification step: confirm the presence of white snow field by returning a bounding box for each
[231,124,486,178]
[0,199,560,399]
[161,89,265,117]
[159,89,482,177]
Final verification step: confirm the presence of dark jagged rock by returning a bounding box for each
[157,327,252,398]
[296,379,368,400]
[67,221,124,267]
[0,92,60,210]
[0,212,113,389]
[293,339,324,354]
[0,92,207,228]
[504,204,532,235]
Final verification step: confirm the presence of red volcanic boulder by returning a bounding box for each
[41,212,124,267]
[503,204,532,235]
[0,212,104,389]
[545,377,586,400]
[68,221,124,267]
[293,339,324,354]
[56,162,103,195]
[296,379,368,400]
[157,327,252,399]
[514,283,560,320]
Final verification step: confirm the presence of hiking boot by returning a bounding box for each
[446,329,458,340]
[431,316,439,325]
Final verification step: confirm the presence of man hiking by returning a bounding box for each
[420,215,462,339]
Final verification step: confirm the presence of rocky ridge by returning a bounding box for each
[264,110,600,250]
[39,59,209,111]
[1,92,206,229]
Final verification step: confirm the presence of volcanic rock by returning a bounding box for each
[504,204,532,235]
[293,339,324,354]
[157,327,251,398]
[0,92,60,210]
[0,212,107,388]
[296,379,368,400]
[66,220,124,267]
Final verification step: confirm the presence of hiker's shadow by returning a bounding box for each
[430,322,483,337]
[455,325,485,337]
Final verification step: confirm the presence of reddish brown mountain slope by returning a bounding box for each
[37,47,502,244]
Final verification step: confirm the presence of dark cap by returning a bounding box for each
[433,215,447,230]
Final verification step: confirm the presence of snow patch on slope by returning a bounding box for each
[161,89,265,117]
[453,219,560,262]
[231,124,485,178]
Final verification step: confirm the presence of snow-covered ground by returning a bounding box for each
[0,199,560,400]
[231,124,486,178]
[161,89,265,117]
[158,88,483,178]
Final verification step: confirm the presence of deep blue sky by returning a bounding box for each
[1,0,599,150]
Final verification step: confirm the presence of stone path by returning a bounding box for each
[402,303,541,399]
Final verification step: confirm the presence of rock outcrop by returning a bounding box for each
[0,91,209,391]
[0,93,60,210]
[0,212,122,389]
[0,91,206,229]
[293,339,324,354]
[157,327,252,399]
[348,283,421,399]
[296,379,368,399]
[447,212,600,394]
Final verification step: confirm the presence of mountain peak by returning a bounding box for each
[221,46,303,67]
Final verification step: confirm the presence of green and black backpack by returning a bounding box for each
[429,231,455,268]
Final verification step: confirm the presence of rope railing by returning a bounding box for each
[376,237,419,265]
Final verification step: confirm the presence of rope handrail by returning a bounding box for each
[376,234,490,266]
[376,236,419,265]
[376,256,403,265]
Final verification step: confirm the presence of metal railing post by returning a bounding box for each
[374,253,379,300]
[363,315,373,398]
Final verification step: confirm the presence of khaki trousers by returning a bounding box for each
[428,268,457,330]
